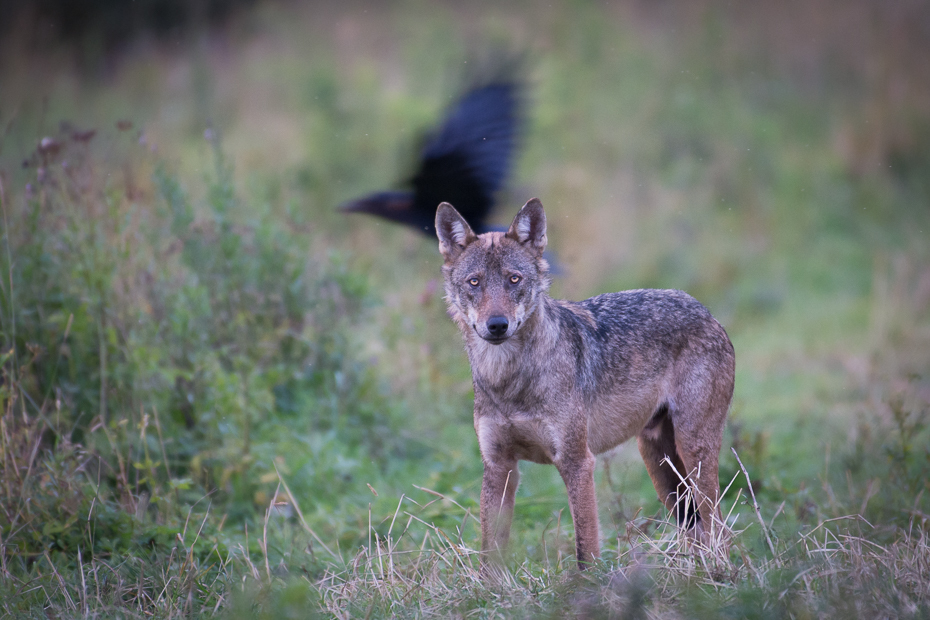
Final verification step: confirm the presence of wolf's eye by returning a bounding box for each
[468,277,480,287]
[510,275,521,284]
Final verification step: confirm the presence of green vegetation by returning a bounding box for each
[1,1,928,617]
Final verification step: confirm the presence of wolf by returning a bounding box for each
[435,198,735,571]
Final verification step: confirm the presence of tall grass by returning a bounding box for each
[0,122,410,616]
[1,0,929,617]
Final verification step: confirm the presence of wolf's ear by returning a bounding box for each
[506,198,547,255]
[436,202,477,260]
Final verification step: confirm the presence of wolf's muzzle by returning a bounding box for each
[485,315,510,342]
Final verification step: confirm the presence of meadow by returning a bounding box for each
[1,1,929,617]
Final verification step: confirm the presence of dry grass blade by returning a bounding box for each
[412,484,471,514]
[262,483,279,581]
[731,447,777,559]
[274,463,340,562]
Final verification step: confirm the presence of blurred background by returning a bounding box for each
[1,0,929,615]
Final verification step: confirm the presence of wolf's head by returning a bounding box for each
[436,198,551,344]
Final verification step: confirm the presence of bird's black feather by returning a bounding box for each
[341,66,525,235]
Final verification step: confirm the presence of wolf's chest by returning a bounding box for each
[475,412,563,465]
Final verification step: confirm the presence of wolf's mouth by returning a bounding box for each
[482,334,509,345]
[473,324,509,344]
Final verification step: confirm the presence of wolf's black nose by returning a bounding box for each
[487,316,509,337]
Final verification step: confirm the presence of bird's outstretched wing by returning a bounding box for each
[411,80,523,233]
[341,62,526,235]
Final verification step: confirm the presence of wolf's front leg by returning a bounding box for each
[479,458,519,572]
[556,449,601,569]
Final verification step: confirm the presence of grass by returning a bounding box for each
[1,0,929,617]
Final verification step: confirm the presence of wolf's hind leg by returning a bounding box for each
[637,404,698,528]
[671,416,725,544]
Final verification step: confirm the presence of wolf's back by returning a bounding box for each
[548,289,733,392]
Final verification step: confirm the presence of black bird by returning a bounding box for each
[341,69,525,236]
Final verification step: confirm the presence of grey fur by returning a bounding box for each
[435,198,735,572]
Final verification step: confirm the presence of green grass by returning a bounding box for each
[1,1,929,617]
